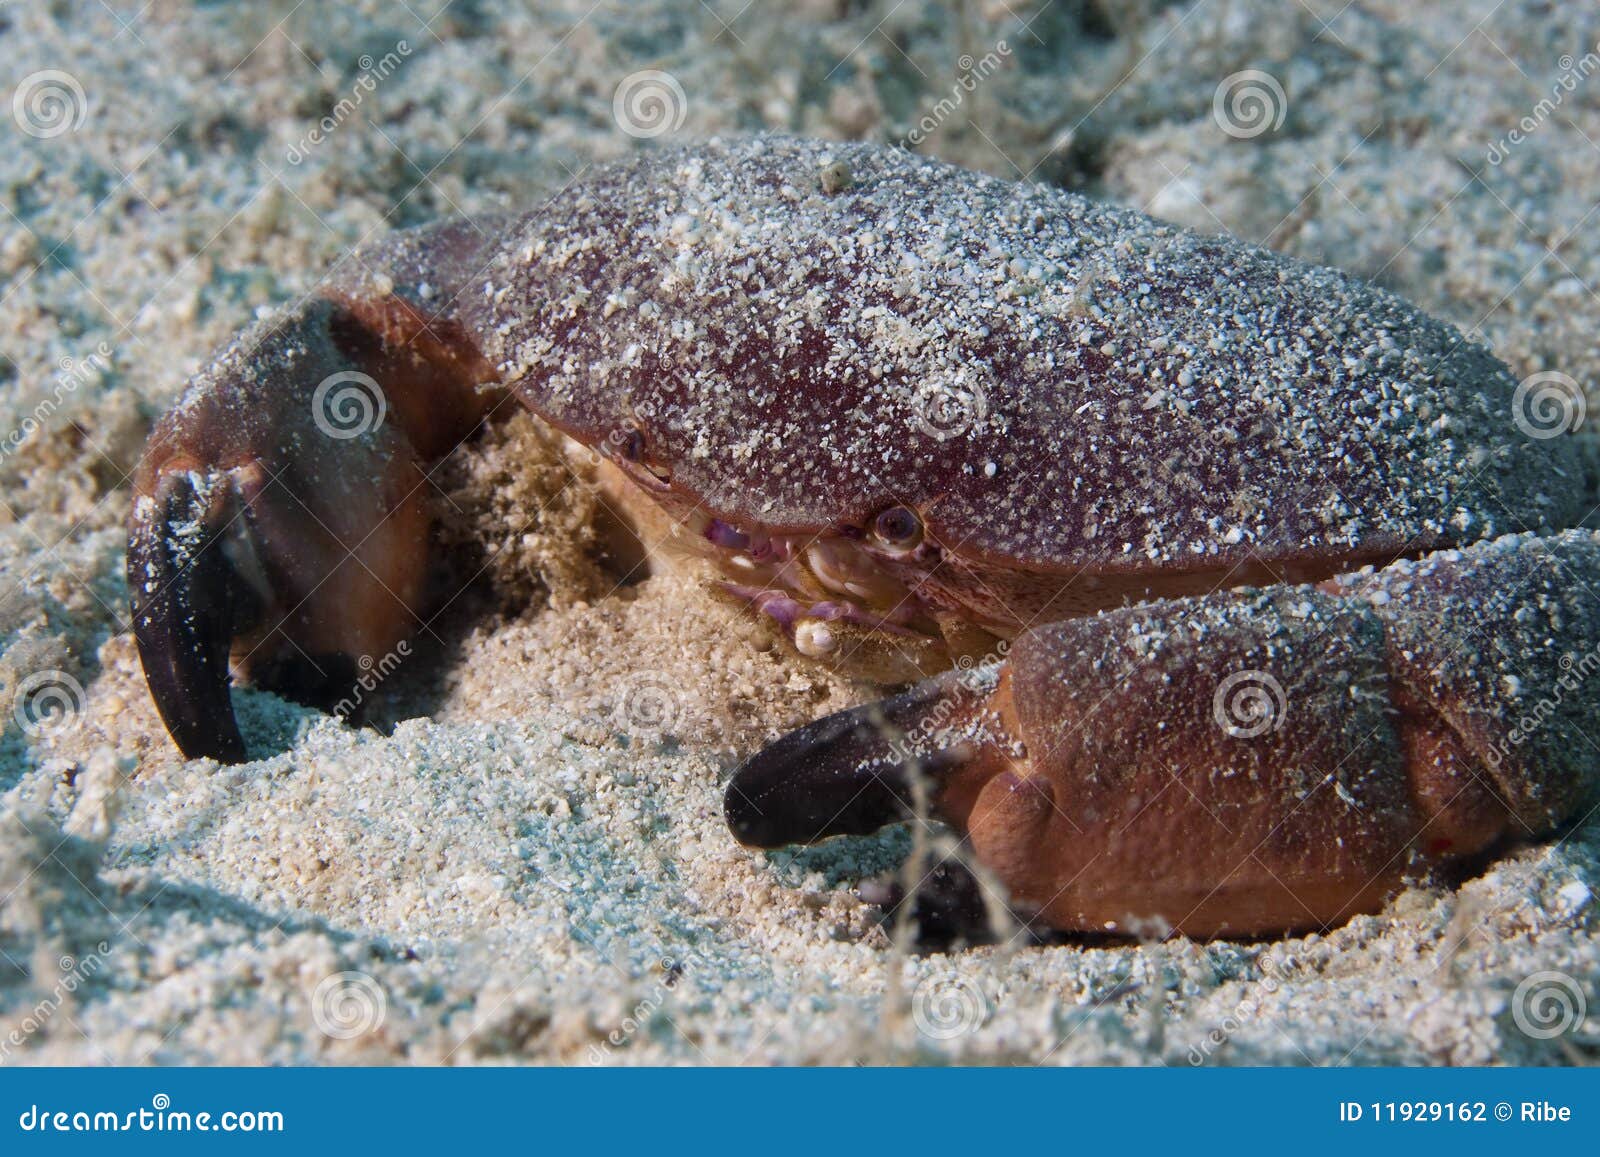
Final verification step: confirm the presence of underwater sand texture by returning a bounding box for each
[1,0,1597,1064]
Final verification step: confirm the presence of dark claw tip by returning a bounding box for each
[128,473,250,764]
[724,675,971,849]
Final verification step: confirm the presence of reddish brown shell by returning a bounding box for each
[445,137,1581,580]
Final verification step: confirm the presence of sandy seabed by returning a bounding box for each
[1,0,1598,1065]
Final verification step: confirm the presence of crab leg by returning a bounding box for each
[727,531,1600,938]
[128,221,503,761]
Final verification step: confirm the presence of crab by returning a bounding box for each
[129,136,1600,941]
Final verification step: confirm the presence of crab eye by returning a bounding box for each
[871,505,923,549]
[617,428,646,462]
[613,426,672,485]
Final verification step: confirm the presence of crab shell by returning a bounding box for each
[319,136,1580,659]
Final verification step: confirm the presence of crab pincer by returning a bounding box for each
[729,532,1600,939]
[129,136,1600,939]
[128,221,504,759]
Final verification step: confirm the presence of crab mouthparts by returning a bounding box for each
[690,516,939,658]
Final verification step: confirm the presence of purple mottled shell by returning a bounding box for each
[462,136,1579,578]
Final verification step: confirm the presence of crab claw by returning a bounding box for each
[127,468,253,762]
[130,221,502,761]
[726,663,1037,946]
[724,667,1001,847]
[725,533,1600,939]
[129,303,426,760]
